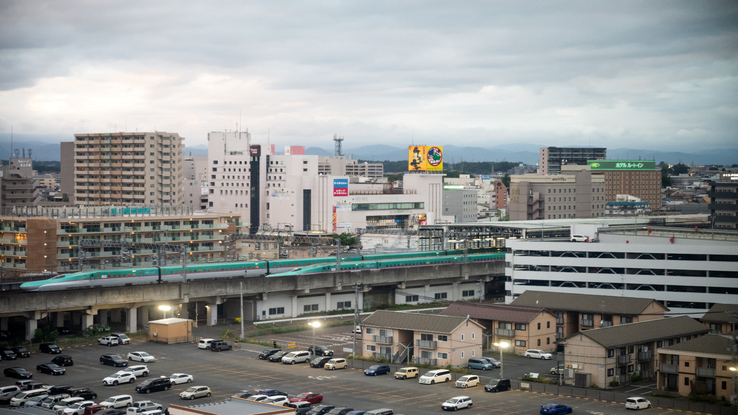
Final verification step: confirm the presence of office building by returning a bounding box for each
[708,174,738,229]
[604,195,651,216]
[505,226,738,315]
[508,165,606,220]
[0,156,36,211]
[183,155,208,210]
[442,186,478,223]
[492,179,508,210]
[589,160,661,211]
[317,154,383,179]
[60,141,75,203]
[538,147,606,175]
[73,132,185,206]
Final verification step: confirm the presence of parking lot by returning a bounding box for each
[0,325,683,415]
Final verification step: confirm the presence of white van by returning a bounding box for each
[10,389,48,406]
[418,369,452,385]
[198,338,215,350]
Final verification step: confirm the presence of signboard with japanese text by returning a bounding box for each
[333,178,348,196]
[588,160,655,171]
[408,146,443,171]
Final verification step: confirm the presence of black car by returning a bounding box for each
[36,364,66,375]
[0,391,23,405]
[40,343,62,354]
[11,347,30,358]
[306,405,336,415]
[67,387,97,400]
[4,367,32,379]
[51,356,74,367]
[268,351,289,362]
[310,357,332,368]
[135,377,172,393]
[484,378,511,392]
[209,340,232,352]
[256,389,288,397]
[232,392,254,399]
[258,349,281,360]
[324,408,353,415]
[47,385,73,395]
[1,350,17,360]
[100,355,127,367]
[57,328,73,335]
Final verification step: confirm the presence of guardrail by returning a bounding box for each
[252,307,446,326]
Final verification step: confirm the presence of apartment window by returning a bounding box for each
[515,340,526,347]
[461,334,465,341]
[627,345,634,354]
[337,301,351,309]
[437,335,448,342]
[462,290,474,297]
[461,351,465,358]
[405,295,419,302]
[471,333,475,339]
[434,292,447,300]
[303,304,319,312]
[620,316,633,324]
[722,381,727,390]
[437,352,448,359]
[607,349,615,357]
[537,339,541,346]
[268,307,284,315]
[546,338,550,344]
[628,364,634,373]
[684,377,689,386]
[365,328,376,335]
[607,368,614,377]
[684,362,689,367]
[547,321,550,328]
[420,333,433,341]
[657,341,663,348]
[537,322,541,330]
[472,350,475,357]
[515,324,526,331]
[366,345,376,352]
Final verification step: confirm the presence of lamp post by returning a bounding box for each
[493,341,509,378]
[309,321,321,359]
[158,305,171,319]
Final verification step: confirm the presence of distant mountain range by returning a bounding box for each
[0,138,735,166]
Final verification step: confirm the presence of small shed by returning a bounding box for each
[148,318,193,344]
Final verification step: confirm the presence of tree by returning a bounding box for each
[501,174,511,189]
[661,171,672,187]
[670,163,689,175]
[333,233,357,247]
[32,326,59,343]
[445,170,461,178]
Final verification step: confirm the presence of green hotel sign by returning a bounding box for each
[588,160,655,171]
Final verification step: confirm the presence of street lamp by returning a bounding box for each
[158,305,171,319]
[493,341,509,378]
[309,321,321,359]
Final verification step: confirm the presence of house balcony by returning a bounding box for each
[659,363,678,374]
[416,340,437,349]
[373,335,393,344]
[580,319,594,327]
[617,355,632,365]
[637,351,652,361]
[696,367,715,377]
[555,332,564,340]
[495,328,515,337]
[600,321,613,328]
[555,317,564,324]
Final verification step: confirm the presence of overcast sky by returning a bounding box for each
[0,1,736,152]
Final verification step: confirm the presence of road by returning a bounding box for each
[0,326,673,415]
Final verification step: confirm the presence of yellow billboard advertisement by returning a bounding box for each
[408,146,443,171]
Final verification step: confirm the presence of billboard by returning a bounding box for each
[333,178,348,196]
[588,160,655,171]
[408,146,443,171]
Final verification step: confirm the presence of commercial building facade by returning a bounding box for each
[442,187,478,223]
[590,160,661,211]
[182,155,208,210]
[0,157,36,210]
[72,132,185,206]
[538,147,606,175]
[708,175,738,229]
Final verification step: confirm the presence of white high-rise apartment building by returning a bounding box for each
[73,132,184,205]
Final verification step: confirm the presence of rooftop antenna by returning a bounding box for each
[333,134,344,156]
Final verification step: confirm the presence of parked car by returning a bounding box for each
[282,351,311,364]
[550,367,566,376]
[481,357,501,368]
[540,403,573,414]
[209,340,232,352]
[346,411,367,415]
[5,367,33,379]
[455,375,480,388]
[169,373,193,385]
[625,397,651,410]
[98,409,126,415]
[268,350,289,362]
[1,349,18,360]
[256,389,288,397]
[40,394,71,409]
[83,404,107,415]
[325,408,354,415]
[570,234,587,242]
[247,395,268,402]
[324,358,347,370]
[0,391,24,405]
[290,392,323,404]
[0,385,20,394]
[134,377,171,393]
[110,334,131,345]
[307,346,334,356]
[484,378,511,392]
[25,394,50,407]
[52,356,75,366]
[466,358,493,371]
[418,369,452,385]
[264,395,290,406]
[306,405,335,415]
[41,343,63,354]
[100,355,128,367]
[394,367,419,380]
[364,410,394,415]
[103,372,136,386]
[63,400,96,415]
[524,349,553,360]
[287,401,313,414]
[37,364,66,375]
[197,339,215,350]
[179,386,211,400]
[364,364,391,376]
[53,397,85,414]
[258,349,281,360]
[48,386,74,395]
[127,352,155,363]
[442,396,472,411]
[67,388,98,400]
[119,366,149,378]
[98,337,119,347]
[129,401,162,412]
[310,357,332,368]
[99,395,133,409]
[17,380,44,390]
[10,389,48,406]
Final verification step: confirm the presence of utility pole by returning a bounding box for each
[180,245,188,282]
[352,282,362,368]
[239,282,244,340]
[335,239,341,270]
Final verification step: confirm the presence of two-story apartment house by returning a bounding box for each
[361,310,484,367]
[700,303,738,334]
[560,316,709,389]
[510,291,668,341]
[440,301,557,354]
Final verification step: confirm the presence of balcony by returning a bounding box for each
[495,328,515,337]
[555,317,564,324]
[580,319,594,327]
[696,367,715,377]
[416,340,437,349]
[637,351,652,361]
[412,357,437,366]
[600,321,613,328]
[659,363,678,374]
[555,332,564,340]
[617,355,632,364]
[372,335,393,344]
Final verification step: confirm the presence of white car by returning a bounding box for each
[571,234,587,242]
[455,375,480,388]
[119,365,149,377]
[169,373,193,385]
[130,400,162,411]
[264,395,289,406]
[98,336,119,346]
[103,372,137,386]
[100,395,133,409]
[53,397,84,414]
[63,401,96,415]
[111,333,131,345]
[524,349,553,360]
[442,396,473,411]
[128,352,155,363]
[247,395,268,402]
[281,351,311,364]
[625,397,651,410]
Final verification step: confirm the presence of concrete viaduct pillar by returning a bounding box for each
[206,304,217,326]
[25,318,37,342]
[81,314,94,330]
[324,292,331,312]
[55,312,65,328]
[126,308,137,333]
[138,306,149,328]
[98,309,108,326]
[178,304,188,319]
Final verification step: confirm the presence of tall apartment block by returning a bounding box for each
[538,147,606,175]
[183,155,208,210]
[0,156,36,211]
[60,142,75,203]
[73,132,184,206]
[708,173,738,229]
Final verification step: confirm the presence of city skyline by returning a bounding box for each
[1,1,736,152]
